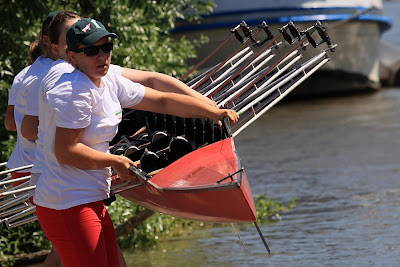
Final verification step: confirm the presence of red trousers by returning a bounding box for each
[11,171,30,187]
[36,201,119,267]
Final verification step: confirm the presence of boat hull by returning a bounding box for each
[173,0,392,96]
[118,137,257,223]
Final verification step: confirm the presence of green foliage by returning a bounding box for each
[0,0,214,163]
[0,221,52,263]
[0,81,16,164]
[0,1,45,89]
[0,0,214,80]
[0,254,15,267]
[104,0,212,74]
[255,195,298,222]
[0,134,16,162]
[108,194,297,249]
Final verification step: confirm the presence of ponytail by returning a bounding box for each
[27,40,42,65]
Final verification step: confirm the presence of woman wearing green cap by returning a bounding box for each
[34,18,239,267]
[23,12,132,267]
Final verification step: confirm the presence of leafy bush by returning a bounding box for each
[0,0,214,163]
[0,221,51,263]
[255,195,298,222]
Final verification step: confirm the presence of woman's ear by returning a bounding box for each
[68,50,78,66]
[42,35,51,48]
[51,43,59,57]
[42,35,52,56]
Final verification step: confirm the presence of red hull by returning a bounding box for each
[117,138,257,222]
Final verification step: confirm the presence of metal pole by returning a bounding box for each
[180,33,236,81]
[254,221,271,254]
[0,164,34,176]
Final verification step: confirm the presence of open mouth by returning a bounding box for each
[97,63,108,69]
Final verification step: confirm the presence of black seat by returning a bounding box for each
[140,150,168,173]
[167,136,194,163]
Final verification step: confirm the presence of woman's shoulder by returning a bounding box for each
[102,72,142,95]
[109,64,122,75]
[22,56,54,87]
[42,60,75,88]
[47,69,95,100]
[8,66,31,104]
[10,65,31,93]
[14,65,31,83]
[26,56,53,75]
[50,59,74,73]
[104,70,136,86]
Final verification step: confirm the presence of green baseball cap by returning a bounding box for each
[42,11,62,34]
[66,18,118,50]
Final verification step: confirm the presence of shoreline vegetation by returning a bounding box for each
[0,195,297,266]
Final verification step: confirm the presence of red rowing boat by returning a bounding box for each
[117,137,256,223]
[110,112,257,223]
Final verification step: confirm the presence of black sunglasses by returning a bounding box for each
[73,42,114,56]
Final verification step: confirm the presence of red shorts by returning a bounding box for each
[11,171,30,187]
[36,201,119,267]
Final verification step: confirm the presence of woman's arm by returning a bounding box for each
[21,115,39,141]
[54,127,139,182]
[4,105,16,131]
[131,87,239,126]
[121,68,217,107]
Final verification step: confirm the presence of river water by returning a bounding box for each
[123,89,400,267]
[122,3,400,267]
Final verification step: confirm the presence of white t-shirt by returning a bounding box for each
[7,56,53,170]
[34,67,144,210]
[8,66,30,106]
[32,59,122,174]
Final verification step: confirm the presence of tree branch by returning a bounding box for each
[115,208,155,238]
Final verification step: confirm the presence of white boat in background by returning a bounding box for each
[174,0,392,96]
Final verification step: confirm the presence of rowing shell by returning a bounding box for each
[115,137,256,222]
[109,112,256,222]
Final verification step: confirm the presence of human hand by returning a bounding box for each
[212,108,239,126]
[112,155,141,183]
